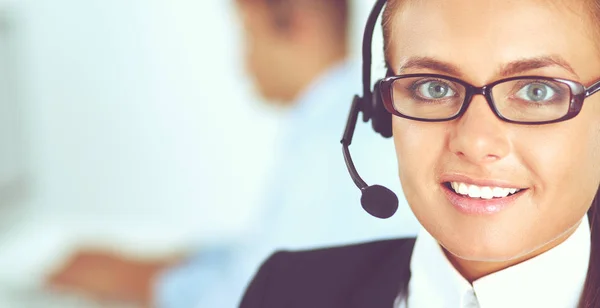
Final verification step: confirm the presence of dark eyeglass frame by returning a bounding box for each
[378,74,600,125]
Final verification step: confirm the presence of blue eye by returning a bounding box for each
[515,82,557,102]
[415,81,456,99]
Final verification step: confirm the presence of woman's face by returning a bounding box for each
[388,0,600,261]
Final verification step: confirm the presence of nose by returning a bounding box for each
[448,95,511,164]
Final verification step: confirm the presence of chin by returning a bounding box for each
[444,243,529,263]
[257,88,290,105]
[437,229,537,263]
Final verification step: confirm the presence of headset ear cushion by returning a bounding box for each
[371,82,393,138]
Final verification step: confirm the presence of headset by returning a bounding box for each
[341,0,398,219]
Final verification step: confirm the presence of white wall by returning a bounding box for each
[0,2,287,285]
[18,0,282,244]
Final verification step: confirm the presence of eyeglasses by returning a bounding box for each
[378,74,600,124]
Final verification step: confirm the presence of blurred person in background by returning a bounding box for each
[47,0,418,307]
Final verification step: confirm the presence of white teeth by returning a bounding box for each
[480,187,493,200]
[449,182,521,199]
[468,185,481,198]
[492,187,508,198]
[458,183,469,195]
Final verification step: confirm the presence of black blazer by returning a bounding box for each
[239,238,417,308]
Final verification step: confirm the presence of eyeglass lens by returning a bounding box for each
[391,76,572,122]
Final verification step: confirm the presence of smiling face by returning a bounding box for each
[385,0,600,264]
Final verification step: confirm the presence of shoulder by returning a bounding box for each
[275,237,416,266]
[239,238,416,308]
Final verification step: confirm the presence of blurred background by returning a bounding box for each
[0,0,415,307]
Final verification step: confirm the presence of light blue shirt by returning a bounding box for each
[154,61,420,308]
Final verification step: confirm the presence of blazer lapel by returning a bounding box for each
[347,238,416,308]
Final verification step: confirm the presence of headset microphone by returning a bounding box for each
[341,0,397,219]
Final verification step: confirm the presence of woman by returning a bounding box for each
[239,0,600,307]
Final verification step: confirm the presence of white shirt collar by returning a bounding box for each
[405,215,591,308]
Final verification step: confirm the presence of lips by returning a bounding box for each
[439,175,528,215]
[447,181,522,199]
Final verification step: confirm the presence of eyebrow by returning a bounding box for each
[397,57,461,76]
[396,55,579,79]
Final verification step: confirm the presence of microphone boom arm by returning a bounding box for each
[341,95,369,191]
[339,0,398,219]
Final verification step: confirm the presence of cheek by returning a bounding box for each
[243,34,260,77]
[245,47,258,77]
[245,40,276,94]
[392,118,447,205]
[520,110,600,216]
[252,41,286,80]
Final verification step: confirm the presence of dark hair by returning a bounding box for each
[236,0,349,41]
[381,1,600,307]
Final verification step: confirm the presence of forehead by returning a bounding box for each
[386,0,600,83]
